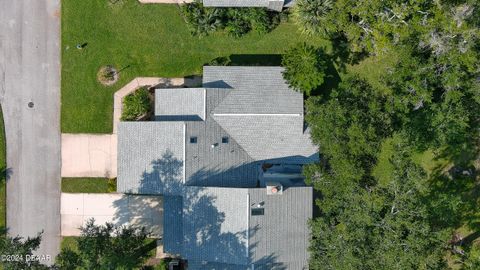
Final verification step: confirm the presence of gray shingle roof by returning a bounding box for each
[248,187,312,269]
[202,0,285,11]
[163,196,183,255]
[203,66,304,115]
[119,66,317,269]
[181,187,250,265]
[185,88,259,187]
[155,88,206,121]
[185,118,259,187]
[163,187,312,270]
[117,122,185,195]
[213,115,318,163]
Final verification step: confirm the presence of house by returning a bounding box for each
[117,66,318,269]
[202,0,295,12]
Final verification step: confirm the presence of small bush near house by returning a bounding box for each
[121,87,151,121]
[180,0,281,37]
[208,56,231,66]
[107,178,117,192]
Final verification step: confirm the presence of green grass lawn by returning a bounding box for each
[62,0,328,133]
[61,178,116,193]
[0,107,5,230]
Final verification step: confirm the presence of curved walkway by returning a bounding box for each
[62,76,201,178]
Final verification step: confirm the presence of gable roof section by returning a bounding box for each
[155,88,206,121]
[203,66,304,115]
[181,187,250,265]
[213,114,318,163]
[248,187,312,269]
[117,121,185,195]
[184,88,259,187]
[163,187,313,269]
[185,118,259,187]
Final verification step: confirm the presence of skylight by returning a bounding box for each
[251,208,264,216]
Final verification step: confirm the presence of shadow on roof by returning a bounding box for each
[113,150,286,268]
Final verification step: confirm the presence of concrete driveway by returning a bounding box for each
[1,0,61,263]
[61,193,163,238]
[62,134,117,178]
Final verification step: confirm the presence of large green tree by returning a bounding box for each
[282,43,328,95]
[306,75,396,184]
[306,141,450,269]
[0,230,49,270]
[55,219,150,270]
[292,0,479,268]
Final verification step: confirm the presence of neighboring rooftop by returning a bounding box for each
[202,0,287,12]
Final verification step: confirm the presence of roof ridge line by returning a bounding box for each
[209,116,257,162]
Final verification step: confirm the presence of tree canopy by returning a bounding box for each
[282,43,328,95]
[55,219,151,270]
[0,230,49,270]
[290,0,480,268]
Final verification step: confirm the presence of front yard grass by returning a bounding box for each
[62,0,328,133]
[61,178,116,193]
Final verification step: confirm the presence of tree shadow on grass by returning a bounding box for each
[0,166,13,182]
[207,54,282,67]
[330,33,369,72]
[309,56,341,98]
[426,159,480,247]
[229,54,282,66]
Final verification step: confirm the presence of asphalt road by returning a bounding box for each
[0,0,61,264]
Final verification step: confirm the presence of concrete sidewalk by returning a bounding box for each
[61,134,117,178]
[61,193,163,237]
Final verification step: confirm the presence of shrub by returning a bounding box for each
[247,8,280,34]
[180,0,223,36]
[281,43,328,95]
[107,178,117,193]
[209,56,231,66]
[180,1,281,37]
[225,9,252,37]
[121,87,151,121]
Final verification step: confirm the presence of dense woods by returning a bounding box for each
[286,0,480,268]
